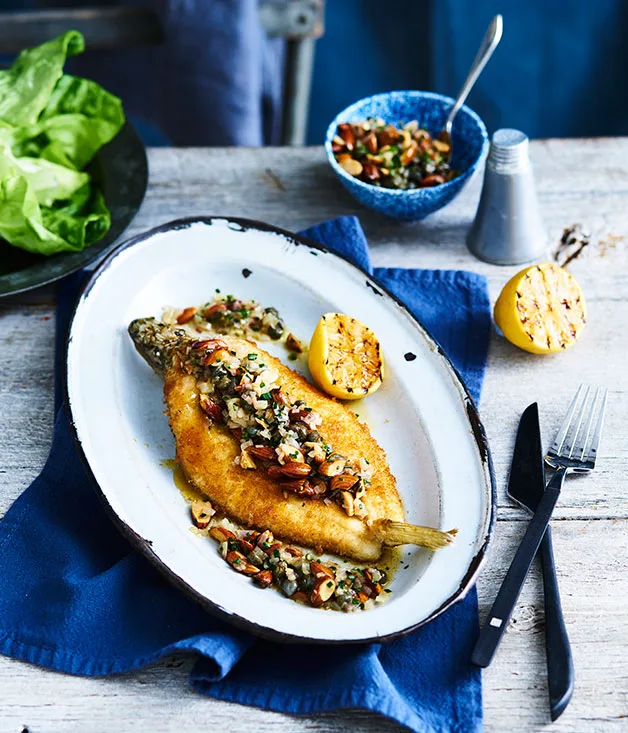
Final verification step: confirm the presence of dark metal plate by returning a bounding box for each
[0,120,148,297]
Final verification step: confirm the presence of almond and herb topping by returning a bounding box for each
[333,118,457,190]
[130,299,373,518]
[189,338,373,518]
[194,513,388,612]
[164,293,286,342]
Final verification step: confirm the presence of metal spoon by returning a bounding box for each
[439,14,503,159]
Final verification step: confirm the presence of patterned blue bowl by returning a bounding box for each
[325,91,488,221]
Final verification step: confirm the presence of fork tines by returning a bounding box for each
[546,384,608,470]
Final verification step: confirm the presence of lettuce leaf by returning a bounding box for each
[23,74,125,170]
[14,155,89,206]
[0,31,84,128]
[0,143,110,255]
[41,185,111,252]
[0,31,125,256]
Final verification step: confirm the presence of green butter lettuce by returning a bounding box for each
[0,31,84,128]
[42,185,110,252]
[19,74,125,170]
[0,142,110,254]
[15,155,89,206]
[0,30,124,256]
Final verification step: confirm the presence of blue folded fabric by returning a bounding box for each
[0,217,490,733]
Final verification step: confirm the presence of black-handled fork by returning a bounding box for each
[472,385,608,669]
[540,526,574,721]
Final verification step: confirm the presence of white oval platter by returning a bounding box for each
[66,217,495,644]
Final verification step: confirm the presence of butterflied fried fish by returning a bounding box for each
[129,317,456,561]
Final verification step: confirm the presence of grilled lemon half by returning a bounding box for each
[494,263,587,354]
[308,313,384,399]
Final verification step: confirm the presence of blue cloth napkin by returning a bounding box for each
[0,217,490,733]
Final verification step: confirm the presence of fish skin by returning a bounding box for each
[128,317,189,376]
[131,320,404,561]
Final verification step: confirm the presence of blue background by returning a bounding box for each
[308,0,628,142]
[2,0,627,144]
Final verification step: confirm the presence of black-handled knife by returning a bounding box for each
[472,404,574,721]
[507,403,574,721]
[472,476,561,667]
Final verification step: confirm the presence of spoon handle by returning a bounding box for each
[445,14,503,132]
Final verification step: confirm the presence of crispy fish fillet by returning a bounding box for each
[165,362,402,561]
[129,318,455,561]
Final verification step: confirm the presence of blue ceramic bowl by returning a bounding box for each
[325,91,488,221]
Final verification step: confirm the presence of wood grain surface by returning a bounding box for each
[1,142,627,732]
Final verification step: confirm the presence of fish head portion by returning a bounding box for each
[128,316,234,378]
[128,317,189,376]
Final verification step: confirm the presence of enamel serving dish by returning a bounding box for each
[66,217,495,643]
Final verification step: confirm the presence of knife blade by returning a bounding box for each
[507,403,574,721]
[508,403,544,511]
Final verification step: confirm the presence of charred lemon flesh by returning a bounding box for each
[308,313,384,399]
[494,263,586,354]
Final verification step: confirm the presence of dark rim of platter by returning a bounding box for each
[63,215,497,645]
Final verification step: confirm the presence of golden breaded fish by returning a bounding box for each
[129,318,455,561]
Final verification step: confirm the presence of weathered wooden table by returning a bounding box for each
[1,142,627,732]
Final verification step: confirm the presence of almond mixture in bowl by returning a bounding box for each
[325,91,488,221]
[332,118,457,190]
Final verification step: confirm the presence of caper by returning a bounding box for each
[267,322,284,340]
[212,364,226,378]
[281,579,298,597]
[294,424,308,440]
[223,376,238,395]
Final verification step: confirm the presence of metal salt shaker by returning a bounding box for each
[467,129,546,265]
